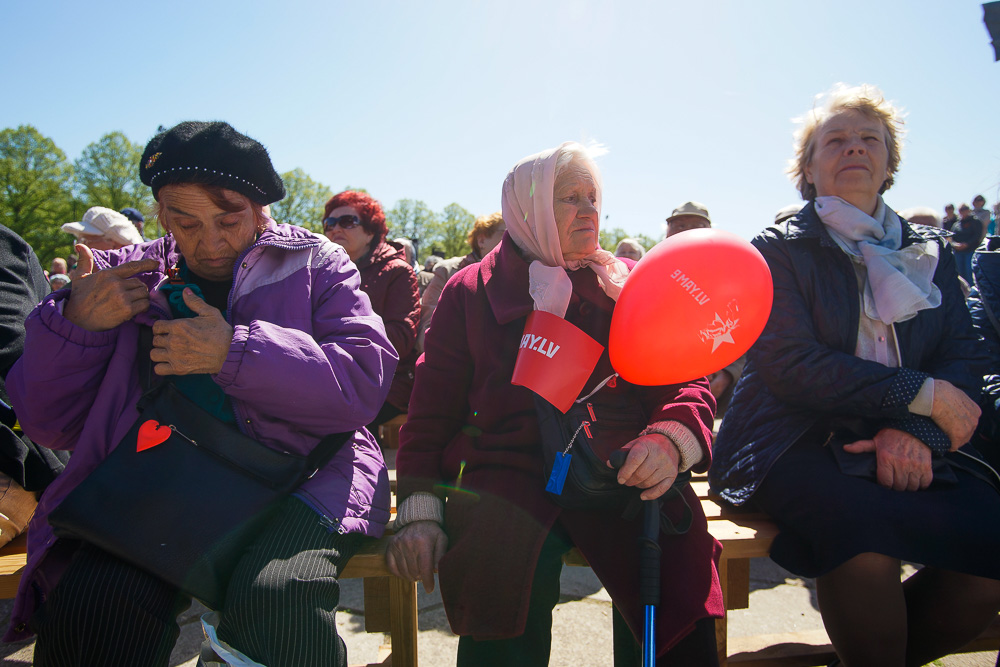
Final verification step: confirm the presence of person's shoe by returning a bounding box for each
[0,474,37,548]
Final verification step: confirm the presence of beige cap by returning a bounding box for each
[62,207,144,247]
[666,201,711,224]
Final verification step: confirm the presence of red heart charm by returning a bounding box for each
[137,420,171,452]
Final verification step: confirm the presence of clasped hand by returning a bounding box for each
[150,288,233,376]
[843,428,932,492]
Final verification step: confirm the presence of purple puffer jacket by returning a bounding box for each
[4,221,397,641]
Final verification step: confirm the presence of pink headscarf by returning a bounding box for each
[501,142,629,318]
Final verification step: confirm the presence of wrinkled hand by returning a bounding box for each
[611,432,681,501]
[63,244,159,332]
[842,428,932,491]
[930,379,980,451]
[150,289,234,376]
[386,520,448,593]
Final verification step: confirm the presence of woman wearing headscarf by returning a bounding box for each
[323,191,420,436]
[6,122,396,667]
[388,142,722,665]
[711,85,1000,666]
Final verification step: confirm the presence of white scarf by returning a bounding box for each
[816,195,941,324]
[501,142,629,317]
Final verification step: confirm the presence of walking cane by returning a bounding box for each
[610,451,662,667]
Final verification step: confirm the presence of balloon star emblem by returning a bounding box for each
[700,309,740,352]
[709,320,736,352]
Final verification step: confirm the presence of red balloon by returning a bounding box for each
[610,229,773,386]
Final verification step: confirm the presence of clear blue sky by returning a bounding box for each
[3,0,997,242]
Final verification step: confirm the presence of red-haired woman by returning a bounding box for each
[323,191,420,433]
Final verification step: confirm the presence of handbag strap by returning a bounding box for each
[136,326,353,478]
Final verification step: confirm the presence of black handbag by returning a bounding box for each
[48,328,352,608]
[535,389,692,533]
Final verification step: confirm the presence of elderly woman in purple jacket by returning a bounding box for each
[5,122,396,667]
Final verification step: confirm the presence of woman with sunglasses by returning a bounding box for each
[323,191,420,436]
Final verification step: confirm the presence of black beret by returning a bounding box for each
[140,121,285,205]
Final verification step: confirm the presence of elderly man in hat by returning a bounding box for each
[61,206,144,251]
[665,201,744,415]
[665,200,712,238]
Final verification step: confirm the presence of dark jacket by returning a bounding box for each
[710,202,987,505]
[0,224,68,491]
[0,224,48,406]
[968,237,1000,470]
[397,233,723,651]
[356,240,420,411]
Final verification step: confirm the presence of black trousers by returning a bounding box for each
[456,525,720,667]
[32,497,362,667]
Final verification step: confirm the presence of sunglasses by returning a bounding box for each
[323,215,362,231]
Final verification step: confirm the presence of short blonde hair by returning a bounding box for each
[467,212,505,255]
[788,83,905,201]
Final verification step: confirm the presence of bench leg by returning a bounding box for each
[388,576,418,667]
[717,558,729,666]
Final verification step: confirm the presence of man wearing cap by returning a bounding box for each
[665,201,744,415]
[665,201,712,238]
[61,206,144,251]
[120,207,147,241]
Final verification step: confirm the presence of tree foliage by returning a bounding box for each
[271,168,333,232]
[599,226,660,255]
[0,125,76,261]
[74,132,151,215]
[428,203,475,259]
[385,199,438,261]
[1,125,661,267]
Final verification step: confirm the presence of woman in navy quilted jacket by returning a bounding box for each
[711,85,1000,666]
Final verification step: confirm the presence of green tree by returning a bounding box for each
[74,131,152,214]
[0,125,76,261]
[428,203,475,259]
[634,233,660,252]
[271,168,333,232]
[385,199,437,261]
[599,227,659,255]
[599,226,630,252]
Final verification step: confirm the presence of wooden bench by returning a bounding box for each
[3,479,997,666]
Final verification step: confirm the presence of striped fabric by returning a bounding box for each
[32,497,362,667]
[216,498,361,666]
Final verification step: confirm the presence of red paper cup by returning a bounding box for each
[511,311,605,413]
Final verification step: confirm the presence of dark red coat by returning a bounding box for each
[397,234,723,652]
[357,240,420,411]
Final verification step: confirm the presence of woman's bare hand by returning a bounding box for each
[63,244,159,332]
[842,428,933,491]
[930,379,980,451]
[614,431,682,501]
[386,520,448,593]
[150,289,234,375]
